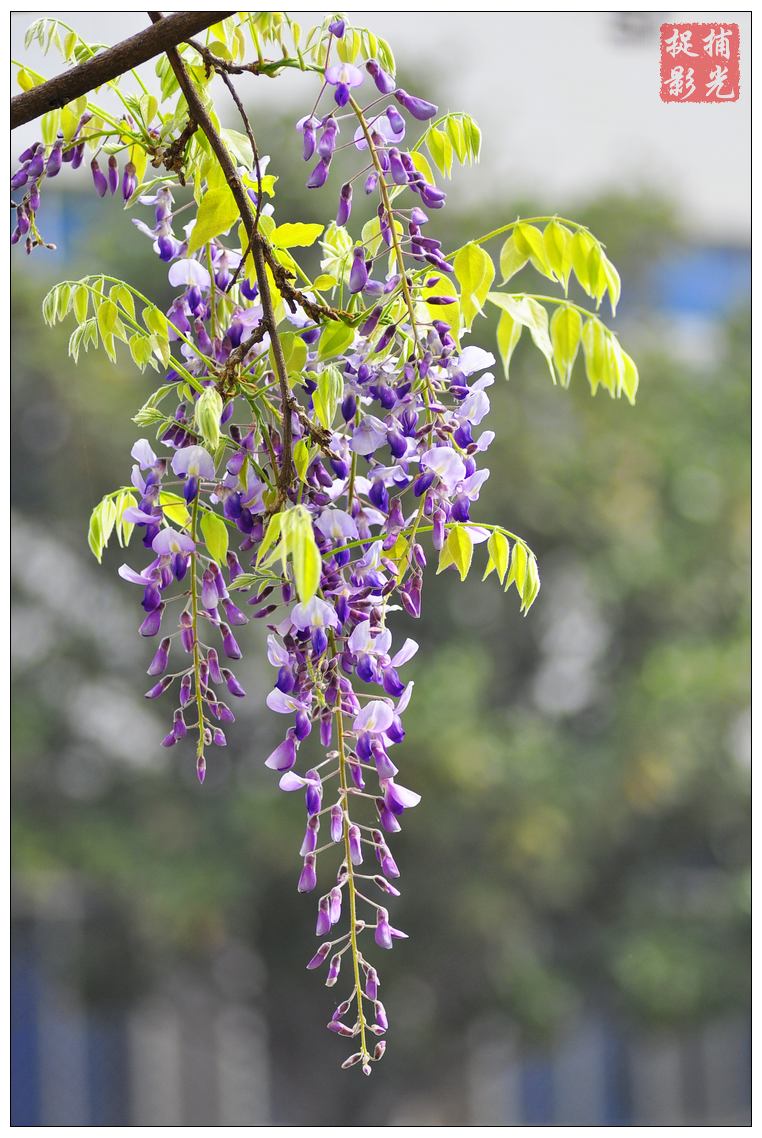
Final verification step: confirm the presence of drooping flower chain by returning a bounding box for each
[13,14,634,1075]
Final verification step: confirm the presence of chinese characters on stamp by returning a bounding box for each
[660,23,740,103]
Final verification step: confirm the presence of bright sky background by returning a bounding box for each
[11,10,751,240]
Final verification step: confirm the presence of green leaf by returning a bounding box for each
[159,492,190,528]
[427,127,453,177]
[318,321,355,361]
[72,283,89,324]
[128,332,154,372]
[454,243,495,330]
[55,283,72,321]
[587,241,608,306]
[142,305,170,338]
[444,525,473,582]
[313,365,343,430]
[115,491,136,548]
[543,220,573,288]
[580,317,609,395]
[257,511,283,566]
[521,551,541,613]
[550,305,583,387]
[446,115,467,163]
[499,235,528,285]
[87,504,104,563]
[571,230,596,295]
[293,438,311,483]
[194,386,223,450]
[602,254,622,316]
[496,309,523,380]
[280,331,308,379]
[100,496,116,547]
[270,222,324,248]
[512,541,528,595]
[436,540,455,575]
[620,347,639,405]
[514,222,554,280]
[487,294,555,382]
[484,530,510,583]
[110,282,135,321]
[312,273,337,292]
[187,186,239,254]
[320,222,353,281]
[408,149,436,186]
[281,505,320,602]
[201,510,229,565]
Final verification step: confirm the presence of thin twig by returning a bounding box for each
[148,11,295,504]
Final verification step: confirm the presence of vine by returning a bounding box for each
[11,11,638,1075]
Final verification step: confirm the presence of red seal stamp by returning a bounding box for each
[660,22,740,103]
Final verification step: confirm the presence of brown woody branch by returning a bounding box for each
[147,11,297,503]
[11,12,233,129]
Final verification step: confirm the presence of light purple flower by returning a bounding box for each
[167,258,211,290]
[351,416,388,456]
[420,446,467,491]
[325,62,363,106]
[315,508,358,543]
[171,445,216,480]
[131,438,157,468]
[152,527,196,556]
[265,736,297,771]
[291,596,339,631]
[353,701,394,735]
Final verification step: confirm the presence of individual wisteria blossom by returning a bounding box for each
[14,7,636,1080]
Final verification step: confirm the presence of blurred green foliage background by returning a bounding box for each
[11,84,749,1125]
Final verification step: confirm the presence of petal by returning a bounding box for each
[353,700,394,734]
[396,681,414,715]
[131,438,157,468]
[391,638,419,668]
[421,446,466,490]
[118,563,155,586]
[279,771,309,791]
[457,346,496,376]
[266,688,303,714]
[168,258,211,290]
[386,779,421,809]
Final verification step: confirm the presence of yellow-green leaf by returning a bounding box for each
[580,318,609,396]
[88,505,103,563]
[201,510,229,565]
[187,186,239,254]
[514,222,553,280]
[454,243,495,331]
[496,309,522,380]
[486,531,510,583]
[499,235,528,285]
[445,525,473,582]
[512,541,527,595]
[271,221,324,248]
[318,321,355,361]
[550,305,583,388]
[521,552,541,613]
[620,348,639,405]
[543,220,573,288]
[487,293,555,382]
[160,491,190,528]
[257,511,283,566]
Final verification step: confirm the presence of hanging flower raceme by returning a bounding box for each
[15,8,636,1080]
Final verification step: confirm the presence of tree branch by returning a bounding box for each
[147,12,296,505]
[11,11,233,129]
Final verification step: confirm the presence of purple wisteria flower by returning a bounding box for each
[325,62,364,107]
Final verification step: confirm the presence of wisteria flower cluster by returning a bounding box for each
[13,12,638,1075]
